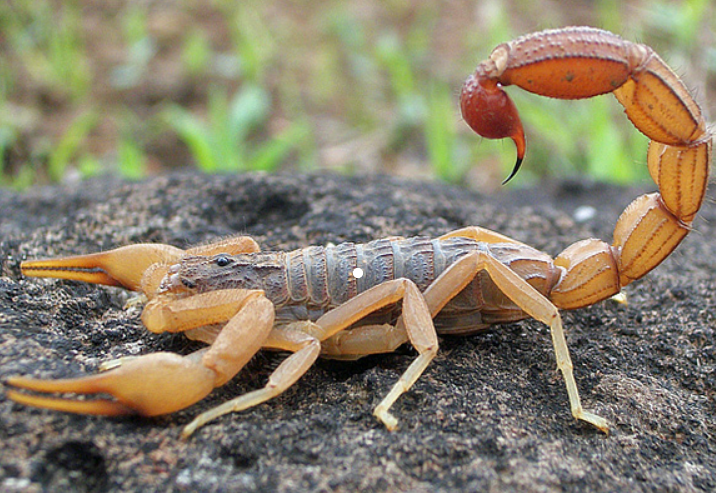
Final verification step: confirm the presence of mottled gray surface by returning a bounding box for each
[0,173,714,492]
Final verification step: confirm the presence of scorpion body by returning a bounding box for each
[174,236,558,337]
[7,27,712,438]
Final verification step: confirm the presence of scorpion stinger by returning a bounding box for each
[460,51,527,185]
[501,155,523,185]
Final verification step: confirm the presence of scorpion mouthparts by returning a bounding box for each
[157,271,183,293]
[181,276,196,289]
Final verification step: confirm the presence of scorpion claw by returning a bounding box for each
[5,386,135,416]
[6,352,217,417]
[21,244,186,292]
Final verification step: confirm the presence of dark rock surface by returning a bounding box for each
[0,172,714,492]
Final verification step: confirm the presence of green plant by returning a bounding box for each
[47,111,98,182]
[424,83,471,184]
[111,5,155,89]
[0,121,34,189]
[117,137,147,180]
[164,84,308,173]
[221,1,276,84]
[646,0,711,48]
[3,1,91,101]
[374,31,476,183]
[182,29,212,77]
[0,0,711,189]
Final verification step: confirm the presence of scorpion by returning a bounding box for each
[6,27,711,438]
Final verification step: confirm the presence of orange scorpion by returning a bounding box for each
[6,27,711,438]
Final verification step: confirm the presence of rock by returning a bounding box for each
[1,172,714,492]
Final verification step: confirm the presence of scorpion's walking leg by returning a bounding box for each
[422,250,608,432]
[317,279,438,430]
[7,289,274,418]
[320,324,409,359]
[181,323,322,438]
[439,226,527,246]
[183,278,438,435]
[318,223,532,360]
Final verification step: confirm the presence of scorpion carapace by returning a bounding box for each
[7,27,711,438]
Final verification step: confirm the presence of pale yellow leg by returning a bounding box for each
[439,226,527,246]
[369,282,438,430]
[141,289,265,334]
[320,324,409,359]
[181,323,322,438]
[180,278,438,436]
[305,279,438,430]
[184,325,222,345]
[419,251,608,432]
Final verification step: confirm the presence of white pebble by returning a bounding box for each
[573,205,596,223]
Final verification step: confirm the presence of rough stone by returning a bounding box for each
[1,172,714,492]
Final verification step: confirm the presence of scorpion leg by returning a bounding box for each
[320,324,409,359]
[7,289,274,418]
[311,278,438,430]
[181,323,322,438]
[421,250,609,433]
[168,279,435,436]
[439,226,528,246]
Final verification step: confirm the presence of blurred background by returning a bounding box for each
[0,0,714,191]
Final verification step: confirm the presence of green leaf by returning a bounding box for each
[249,122,309,172]
[229,84,271,142]
[163,105,216,172]
[118,138,147,180]
[48,111,98,182]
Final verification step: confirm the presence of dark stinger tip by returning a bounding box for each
[501,156,523,185]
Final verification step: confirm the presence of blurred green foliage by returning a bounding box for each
[163,84,309,173]
[0,0,713,190]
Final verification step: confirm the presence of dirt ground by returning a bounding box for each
[0,172,715,492]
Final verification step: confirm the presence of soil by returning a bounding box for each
[0,172,714,492]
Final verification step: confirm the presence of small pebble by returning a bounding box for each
[573,205,596,223]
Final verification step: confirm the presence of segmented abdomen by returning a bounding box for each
[278,236,557,323]
[284,237,442,308]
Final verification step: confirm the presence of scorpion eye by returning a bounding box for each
[215,255,231,267]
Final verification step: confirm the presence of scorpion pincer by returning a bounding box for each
[7,27,711,438]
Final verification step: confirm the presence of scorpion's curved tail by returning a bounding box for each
[461,26,711,310]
